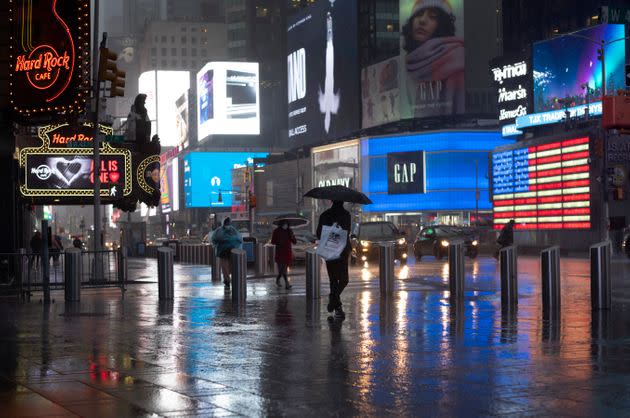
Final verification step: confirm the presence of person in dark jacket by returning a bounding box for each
[271,221,297,289]
[316,200,352,319]
[29,231,42,269]
[211,217,243,288]
[72,236,83,249]
[495,219,515,257]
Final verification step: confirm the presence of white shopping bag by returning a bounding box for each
[316,223,348,261]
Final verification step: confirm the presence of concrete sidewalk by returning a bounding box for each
[1,256,630,417]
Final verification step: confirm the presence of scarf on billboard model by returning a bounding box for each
[405,36,465,114]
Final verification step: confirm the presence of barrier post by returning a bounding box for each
[541,246,561,320]
[448,242,465,302]
[231,249,247,305]
[157,247,174,300]
[379,243,395,296]
[590,241,611,310]
[500,245,518,308]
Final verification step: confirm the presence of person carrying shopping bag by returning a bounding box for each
[211,217,243,288]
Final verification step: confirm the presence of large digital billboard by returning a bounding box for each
[399,0,465,119]
[287,0,359,144]
[139,71,190,147]
[160,155,179,214]
[361,132,508,213]
[9,0,90,120]
[361,57,401,129]
[533,24,626,113]
[197,62,260,139]
[492,137,591,230]
[183,152,268,208]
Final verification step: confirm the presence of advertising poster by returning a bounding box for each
[139,70,190,147]
[160,157,179,214]
[387,151,426,195]
[399,0,465,119]
[175,92,189,150]
[533,24,626,113]
[287,0,359,144]
[361,57,401,129]
[196,62,260,140]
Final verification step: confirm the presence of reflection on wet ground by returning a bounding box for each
[1,256,630,416]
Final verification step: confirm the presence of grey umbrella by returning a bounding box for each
[272,214,310,228]
[303,185,372,205]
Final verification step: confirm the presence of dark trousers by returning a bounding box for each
[326,255,349,308]
[276,263,288,281]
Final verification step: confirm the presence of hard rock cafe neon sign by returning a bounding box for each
[9,0,89,119]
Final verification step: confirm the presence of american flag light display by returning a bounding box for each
[492,137,590,230]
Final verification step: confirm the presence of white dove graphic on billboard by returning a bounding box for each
[318,9,340,133]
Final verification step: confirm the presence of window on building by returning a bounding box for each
[191,36,197,45]
[191,27,197,32]
[161,59,167,67]
[171,47,177,55]
[182,60,188,67]
[191,49,197,57]
[171,35,175,43]
[201,48,207,57]
[181,36,187,44]
[161,48,167,55]
[154,35,158,42]
[181,48,187,56]
[161,35,167,43]
[151,47,157,56]
[181,26,187,32]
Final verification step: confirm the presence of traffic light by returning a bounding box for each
[98,47,125,97]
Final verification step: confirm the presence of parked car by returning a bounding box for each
[350,222,408,265]
[413,225,479,261]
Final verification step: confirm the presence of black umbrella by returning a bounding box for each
[272,214,310,228]
[303,185,372,205]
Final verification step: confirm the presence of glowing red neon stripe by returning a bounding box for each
[562,137,589,147]
[515,198,537,205]
[562,165,589,174]
[563,222,591,229]
[494,212,516,219]
[536,209,563,216]
[539,195,563,203]
[562,151,589,161]
[494,199,515,206]
[533,168,562,178]
[536,142,562,151]
[563,208,590,215]
[563,193,590,202]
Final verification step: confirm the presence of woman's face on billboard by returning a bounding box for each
[412,9,439,44]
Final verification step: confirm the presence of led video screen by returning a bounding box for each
[139,71,190,147]
[196,62,260,139]
[183,152,268,208]
[160,157,179,214]
[533,24,626,112]
[287,0,359,144]
[492,137,591,230]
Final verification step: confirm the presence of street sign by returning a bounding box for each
[601,6,630,24]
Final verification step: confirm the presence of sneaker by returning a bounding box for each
[334,307,345,319]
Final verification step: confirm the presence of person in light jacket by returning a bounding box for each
[211,217,243,288]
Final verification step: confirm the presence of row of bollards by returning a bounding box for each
[179,244,214,265]
[255,243,277,276]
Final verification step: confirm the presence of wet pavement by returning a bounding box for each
[2,255,630,416]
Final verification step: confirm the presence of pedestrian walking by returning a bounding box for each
[72,236,83,250]
[211,217,243,288]
[271,220,296,289]
[29,231,42,270]
[316,201,352,319]
[50,231,63,267]
[495,219,515,258]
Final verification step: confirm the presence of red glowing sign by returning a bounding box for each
[492,137,591,230]
[9,0,89,120]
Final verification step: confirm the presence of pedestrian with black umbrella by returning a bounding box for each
[305,186,372,320]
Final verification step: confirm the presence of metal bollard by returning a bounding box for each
[211,253,221,282]
[197,245,203,264]
[541,246,561,319]
[157,247,174,300]
[448,242,465,301]
[64,248,82,302]
[306,249,321,300]
[379,243,395,296]
[590,241,611,310]
[231,249,247,305]
[255,243,267,275]
[117,247,128,288]
[18,248,27,300]
[499,245,518,308]
[201,245,209,265]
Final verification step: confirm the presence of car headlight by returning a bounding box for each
[397,238,406,245]
[440,240,449,247]
[360,240,370,247]
[472,240,478,246]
